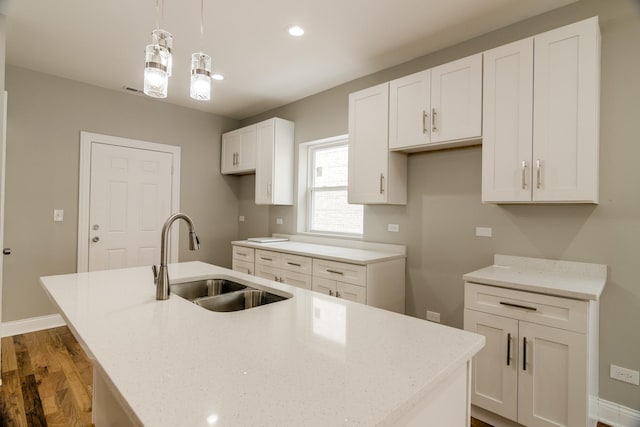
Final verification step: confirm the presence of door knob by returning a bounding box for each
[92,236,100,243]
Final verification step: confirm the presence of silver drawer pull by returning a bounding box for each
[260,257,273,261]
[499,301,537,311]
[326,269,344,275]
[236,252,247,256]
[287,262,301,267]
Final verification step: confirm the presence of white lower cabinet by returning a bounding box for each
[464,282,594,427]
[232,244,405,313]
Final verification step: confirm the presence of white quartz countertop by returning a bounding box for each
[463,255,607,301]
[232,240,405,264]
[41,261,483,427]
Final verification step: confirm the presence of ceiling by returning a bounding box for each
[3,0,577,120]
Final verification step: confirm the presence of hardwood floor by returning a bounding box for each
[0,327,614,427]
[0,327,93,427]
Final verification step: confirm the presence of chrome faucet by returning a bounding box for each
[152,213,200,300]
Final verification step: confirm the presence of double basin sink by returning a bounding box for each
[170,278,289,312]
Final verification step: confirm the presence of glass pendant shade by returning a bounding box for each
[144,44,169,98]
[190,53,212,101]
[152,29,173,76]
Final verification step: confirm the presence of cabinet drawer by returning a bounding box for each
[255,249,281,267]
[232,259,253,275]
[232,246,254,262]
[465,282,588,333]
[280,253,312,275]
[281,271,312,290]
[313,259,366,286]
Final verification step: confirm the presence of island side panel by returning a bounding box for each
[391,360,471,426]
[93,364,141,427]
[366,258,406,313]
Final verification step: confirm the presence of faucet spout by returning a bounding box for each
[154,213,200,300]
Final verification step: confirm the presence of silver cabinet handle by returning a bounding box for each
[328,290,333,296]
[260,257,272,261]
[431,108,438,133]
[506,333,512,366]
[287,262,301,267]
[536,159,542,189]
[92,236,100,243]
[521,161,527,190]
[326,269,344,275]
[236,252,247,257]
[500,301,537,311]
[379,173,385,194]
[248,270,252,275]
[336,291,341,298]
[523,337,528,371]
[422,110,429,134]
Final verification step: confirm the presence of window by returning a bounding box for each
[301,137,363,236]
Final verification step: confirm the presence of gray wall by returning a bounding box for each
[240,0,640,410]
[2,66,240,321]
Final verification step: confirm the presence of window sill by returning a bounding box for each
[297,231,364,241]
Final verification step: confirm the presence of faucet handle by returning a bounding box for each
[152,265,159,283]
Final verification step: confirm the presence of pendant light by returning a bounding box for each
[144,0,172,98]
[190,0,212,101]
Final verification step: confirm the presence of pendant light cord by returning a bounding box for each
[200,0,204,53]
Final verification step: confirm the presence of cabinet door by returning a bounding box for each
[517,322,587,427]
[237,125,257,172]
[232,259,253,275]
[482,38,534,203]
[255,264,280,282]
[280,271,312,290]
[430,53,483,143]
[464,309,519,422]
[532,17,600,203]
[336,282,366,304]
[255,120,275,204]
[312,276,337,297]
[389,70,431,150]
[348,83,390,204]
[220,132,241,174]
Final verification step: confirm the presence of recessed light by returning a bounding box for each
[288,25,305,37]
[211,73,224,81]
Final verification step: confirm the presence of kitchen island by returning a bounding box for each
[41,262,484,426]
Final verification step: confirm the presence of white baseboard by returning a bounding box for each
[599,399,640,427]
[0,314,66,337]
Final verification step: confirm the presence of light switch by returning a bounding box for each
[276,218,284,225]
[239,216,245,222]
[53,209,64,222]
[387,224,399,232]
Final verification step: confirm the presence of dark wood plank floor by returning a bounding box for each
[0,327,614,427]
[0,327,93,427]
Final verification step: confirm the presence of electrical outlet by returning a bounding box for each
[610,364,640,385]
[475,227,492,237]
[426,311,441,323]
[387,224,399,232]
[238,216,245,222]
[276,218,284,225]
[53,209,64,222]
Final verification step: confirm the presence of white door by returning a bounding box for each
[430,53,483,143]
[482,38,534,203]
[517,321,587,427]
[87,142,174,271]
[255,120,274,205]
[348,82,389,204]
[389,69,431,150]
[532,17,600,202]
[464,309,519,422]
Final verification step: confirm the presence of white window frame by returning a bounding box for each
[296,135,363,238]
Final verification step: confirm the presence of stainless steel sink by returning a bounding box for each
[169,277,290,312]
[193,289,287,312]
[170,279,247,300]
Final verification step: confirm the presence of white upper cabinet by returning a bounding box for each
[532,17,600,203]
[483,17,600,203]
[430,53,483,144]
[221,125,257,175]
[348,83,407,205]
[255,118,295,205]
[482,38,534,203]
[389,54,482,152]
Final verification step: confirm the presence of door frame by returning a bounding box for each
[77,132,181,273]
